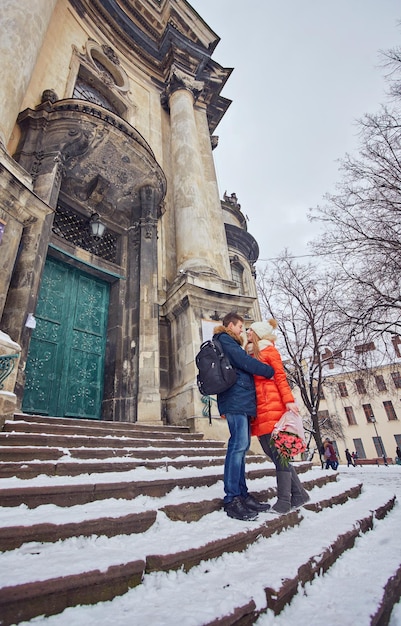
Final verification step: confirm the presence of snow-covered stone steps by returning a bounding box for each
[1,415,399,625]
[254,493,401,626]
[4,477,395,626]
[0,471,336,552]
[0,476,353,625]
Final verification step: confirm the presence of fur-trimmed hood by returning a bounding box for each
[213,325,244,347]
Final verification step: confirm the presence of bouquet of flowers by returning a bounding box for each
[272,410,307,467]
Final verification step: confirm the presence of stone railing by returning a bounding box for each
[0,331,21,428]
[0,353,19,388]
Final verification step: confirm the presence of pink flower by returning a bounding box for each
[272,430,306,467]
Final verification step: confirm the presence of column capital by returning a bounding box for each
[161,65,204,108]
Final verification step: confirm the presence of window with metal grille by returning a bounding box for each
[383,400,398,421]
[355,378,367,394]
[375,375,387,391]
[52,205,118,263]
[338,381,348,397]
[391,371,401,389]
[73,77,118,114]
[344,406,357,425]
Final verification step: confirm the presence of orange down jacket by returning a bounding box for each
[251,344,295,437]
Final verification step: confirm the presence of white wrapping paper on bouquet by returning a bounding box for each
[272,409,306,445]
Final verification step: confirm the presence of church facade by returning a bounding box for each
[0,0,261,426]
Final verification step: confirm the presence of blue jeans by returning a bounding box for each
[224,413,251,504]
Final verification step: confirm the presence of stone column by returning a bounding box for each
[136,185,162,422]
[0,0,57,147]
[167,67,220,275]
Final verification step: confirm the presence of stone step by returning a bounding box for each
[5,419,205,441]
[0,431,225,450]
[0,454,264,479]
[0,464,281,508]
[0,444,229,462]
[0,459,215,478]
[14,413,191,434]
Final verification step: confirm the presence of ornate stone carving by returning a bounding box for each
[41,90,58,104]
[162,65,204,106]
[101,44,120,66]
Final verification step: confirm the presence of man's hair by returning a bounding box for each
[222,312,244,327]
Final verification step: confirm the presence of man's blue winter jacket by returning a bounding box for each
[213,326,274,417]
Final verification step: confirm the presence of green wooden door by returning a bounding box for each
[23,258,109,419]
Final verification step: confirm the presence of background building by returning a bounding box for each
[293,337,401,463]
[0,0,261,427]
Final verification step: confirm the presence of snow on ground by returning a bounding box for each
[2,464,401,625]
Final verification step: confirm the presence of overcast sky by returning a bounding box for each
[189,1,400,264]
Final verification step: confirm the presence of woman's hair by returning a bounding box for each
[249,329,262,360]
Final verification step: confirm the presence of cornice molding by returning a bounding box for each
[68,0,232,132]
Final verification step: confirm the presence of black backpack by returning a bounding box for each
[196,338,237,396]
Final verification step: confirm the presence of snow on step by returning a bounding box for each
[255,499,401,625]
[12,475,396,626]
[0,468,317,530]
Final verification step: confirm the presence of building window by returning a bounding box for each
[375,375,387,391]
[395,434,401,448]
[353,438,366,459]
[355,378,367,394]
[230,262,244,293]
[383,401,398,421]
[338,382,348,397]
[391,371,401,389]
[355,341,375,354]
[373,436,387,458]
[344,406,357,426]
[317,410,329,421]
[73,77,119,113]
[313,387,325,400]
[362,404,374,422]
[392,336,401,358]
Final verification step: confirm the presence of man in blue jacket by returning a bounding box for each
[213,312,275,521]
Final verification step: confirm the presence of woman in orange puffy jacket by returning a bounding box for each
[247,319,310,514]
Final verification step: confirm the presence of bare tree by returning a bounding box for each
[310,45,401,338]
[256,254,349,456]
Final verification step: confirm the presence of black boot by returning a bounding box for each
[289,466,310,509]
[243,493,271,512]
[270,470,292,514]
[224,496,258,521]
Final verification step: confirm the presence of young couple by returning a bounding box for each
[213,312,310,521]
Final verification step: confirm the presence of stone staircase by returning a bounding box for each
[0,414,400,625]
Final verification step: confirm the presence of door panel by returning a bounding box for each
[23,258,109,419]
